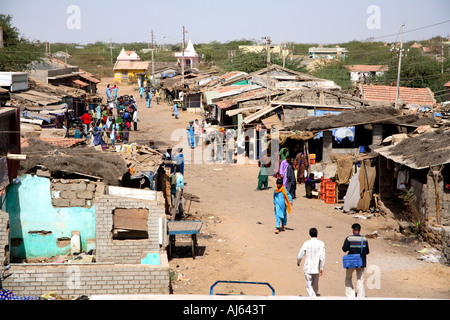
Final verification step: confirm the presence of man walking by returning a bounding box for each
[342,223,370,298]
[297,228,325,297]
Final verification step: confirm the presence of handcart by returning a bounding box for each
[167,220,203,260]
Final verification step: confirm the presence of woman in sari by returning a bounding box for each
[273,178,293,234]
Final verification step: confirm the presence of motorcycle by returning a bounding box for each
[0,265,40,300]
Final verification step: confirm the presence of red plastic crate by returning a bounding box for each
[326,190,336,197]
[325,181,336,190]
[325,196,336,204]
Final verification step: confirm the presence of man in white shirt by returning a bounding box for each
[297,228,326,297]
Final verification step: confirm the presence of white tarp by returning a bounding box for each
[343,170,361,213]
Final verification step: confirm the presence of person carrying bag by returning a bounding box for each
[342,223,369,298]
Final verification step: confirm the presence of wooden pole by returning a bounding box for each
[395,23,405,110]
[182,26,185,87]
[430,165,444,225]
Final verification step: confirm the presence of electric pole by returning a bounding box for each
[181,26,185,87]
[395,24,405,110]
[283,32,287,68]
[264,36,272,104]
[110,38,113,65]
[151,30,155,86]
[0,27,4,48]
[442,37,444,74]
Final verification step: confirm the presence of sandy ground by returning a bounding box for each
[97,79,450,299]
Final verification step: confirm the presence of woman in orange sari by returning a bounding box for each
[273,178,293,234]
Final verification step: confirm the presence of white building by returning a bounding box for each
[175,40,199,69]
[347,65,388,83]
[117,48,141,62]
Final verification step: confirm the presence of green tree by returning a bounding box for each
[372,47,450,101]
[0,14,45,71]
[313,60,354,90]
[222,50,307,74]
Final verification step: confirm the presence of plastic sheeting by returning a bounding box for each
[343,170,361,213]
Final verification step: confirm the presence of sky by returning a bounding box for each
[2,0,450,45]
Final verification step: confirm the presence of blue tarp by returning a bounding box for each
[313,110,355,143]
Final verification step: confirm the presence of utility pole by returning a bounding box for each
[181,26,185,87]
[395,23,405,110]
[151,30,155,86]
[283,32,287,68]
[0,27,4,48]
[110,38,113,65]
[442,37,444,74]
[264,36,272,104]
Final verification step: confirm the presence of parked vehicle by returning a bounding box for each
[0,265,39,300]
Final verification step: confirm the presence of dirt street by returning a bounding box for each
[98,79,450,299]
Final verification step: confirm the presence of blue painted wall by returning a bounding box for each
[2,175,96,260]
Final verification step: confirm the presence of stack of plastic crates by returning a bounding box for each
[320,179,336,204]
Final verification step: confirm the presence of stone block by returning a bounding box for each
[69,199,87,207]
[69,183,87,192]
[77,191,94,200]
[52,199,71,207]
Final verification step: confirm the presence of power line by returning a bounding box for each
[372,19,450,40]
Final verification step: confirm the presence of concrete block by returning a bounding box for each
[69,183,87,192]
[69,199,87,207]
[77,191,94,199]
[52,199,71,207]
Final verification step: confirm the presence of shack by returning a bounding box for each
[372,128,450,226]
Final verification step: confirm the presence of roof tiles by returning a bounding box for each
[361,85,435,106]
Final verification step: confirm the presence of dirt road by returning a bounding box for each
[98,79,450,299]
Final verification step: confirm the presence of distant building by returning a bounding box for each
[52,51,72,63]
[357,84,436,107]
[28,58,100,94]
[114,61,149,84]
[116,47,141,62]
[444,81,450,102]
[238,45,292,58]
[309,46,348,59]
[347,65,388,83]
[175,40,199,69]
[113,48,149,84]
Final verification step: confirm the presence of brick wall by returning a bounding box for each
[0,210,9,266]
[50,179,102,208]
[95,195,166,264]
[2,259,170,297]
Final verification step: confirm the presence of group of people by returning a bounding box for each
[255,146,328,236]
[296,223,370,298]
[139,81,162,108]
[75,84,140,148]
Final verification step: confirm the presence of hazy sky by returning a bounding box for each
[3,0,450,45]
